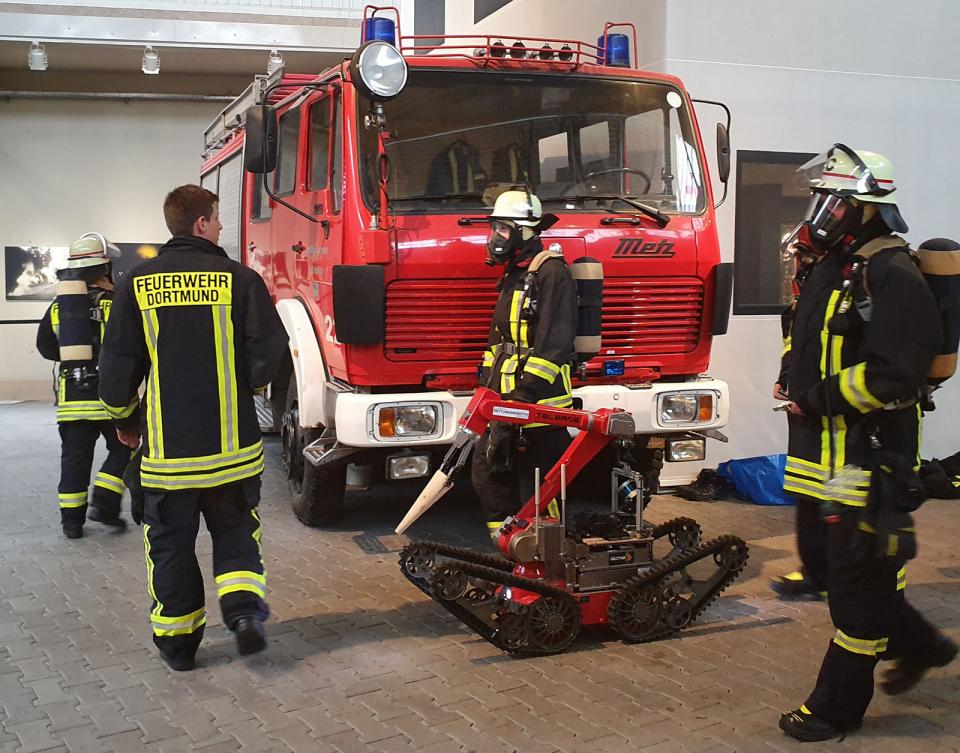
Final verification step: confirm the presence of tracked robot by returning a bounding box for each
[396,387,748,654]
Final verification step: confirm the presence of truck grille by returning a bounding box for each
[384,277,703,362]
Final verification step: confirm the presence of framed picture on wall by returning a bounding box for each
[4,243,162,302]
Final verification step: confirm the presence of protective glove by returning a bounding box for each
[485,421,518,473]
[124,450,144,525]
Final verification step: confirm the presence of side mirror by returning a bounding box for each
[716,122,731,184]
[243,105,278,174]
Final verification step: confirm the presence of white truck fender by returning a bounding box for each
[276,299,327,429]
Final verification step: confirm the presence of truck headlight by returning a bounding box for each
[658,392,716,426]
[377,404,439,438]
[666,438,706,462]
[351,41,408,101]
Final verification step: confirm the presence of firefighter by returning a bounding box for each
[471,190,576,540]
[36,233,131,538]
[775,145,957,741]
[99,185,288,671]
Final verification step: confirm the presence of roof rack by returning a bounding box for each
[396,33,614,69]
[201,69,322,157]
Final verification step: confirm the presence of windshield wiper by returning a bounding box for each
[390,193,484,203]
[542,194,669,228]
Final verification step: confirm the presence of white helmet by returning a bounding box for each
[799,144,907,233]
[489,190,542,228]
[64,232,121,269]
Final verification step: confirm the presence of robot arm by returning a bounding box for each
[395,387,634,534]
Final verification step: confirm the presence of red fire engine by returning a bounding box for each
[200,7,734,526]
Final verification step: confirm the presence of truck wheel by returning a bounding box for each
[281,373,346,526]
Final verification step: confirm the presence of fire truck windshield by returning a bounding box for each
[357,69,706,216]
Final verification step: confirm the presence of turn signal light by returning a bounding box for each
[698,394,714,422]
[379,407,397,437]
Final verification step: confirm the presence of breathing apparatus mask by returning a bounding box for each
[486,220,527,265]
[484,189,557,266]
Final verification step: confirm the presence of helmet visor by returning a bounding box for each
[798,143,891,198]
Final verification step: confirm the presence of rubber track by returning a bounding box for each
[609,533,749,643]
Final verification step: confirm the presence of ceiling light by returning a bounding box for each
[28,41,47,71]
[267,49,283,75]
[142,45,160,75]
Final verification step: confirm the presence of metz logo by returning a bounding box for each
[612,237,676,259]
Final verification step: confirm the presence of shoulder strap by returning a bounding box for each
[854,235,909,261]
[527,249,565,274]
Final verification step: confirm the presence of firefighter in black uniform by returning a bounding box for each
[471,190,577,539]
[37,233,131,538]
[775,145,957,741]
[99,185,287,671]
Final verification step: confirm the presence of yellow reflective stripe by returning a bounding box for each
[57,400,105,409]
[783,474,868,506]
[212,304,240,453]
[251,508,263,561]
[94,472,124,494]
[536,394,573,408]
[546,499,560,518]
[141,441,263,472]
[833,629,888,656]
[143,310,164,459]
[103,399,138,420]
[886,534,899,557]
[786,456,829,474]
[143,524,164,618]
[58,491,87,508]
[486,521,503,530]
[524,356,561,384]
[896,566,906,591]
[481,350,494,367]
[151,607,206,637]
[839,363,884,414]
[140,455,264,490]
[781,335,792,357]
[509,291,522,344]
[500,354,518,395]
[51,303,60,328]
[799,705,812,715]
[215,570,266,598]
[819,290,841,379]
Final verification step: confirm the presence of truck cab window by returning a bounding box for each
[308,98,332,192]
[274,107,300,197]
[251,173,272,221]
[331,95,343,213]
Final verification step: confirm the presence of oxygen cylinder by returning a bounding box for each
[570,256,603,364]
[917,238,960,386]
[55,280,94,364]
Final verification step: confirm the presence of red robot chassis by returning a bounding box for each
[398,388,749,654]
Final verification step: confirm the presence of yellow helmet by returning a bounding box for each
[489,190,542,228]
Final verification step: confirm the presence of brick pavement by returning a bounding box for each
[1,401,958,753]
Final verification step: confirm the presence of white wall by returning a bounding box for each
[0,98,222,382]
[660,0,960,460]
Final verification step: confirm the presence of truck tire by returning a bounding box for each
[281,373,346,526]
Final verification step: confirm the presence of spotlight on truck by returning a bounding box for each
[350,41,408,102]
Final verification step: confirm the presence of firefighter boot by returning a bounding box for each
[779,706,853,742]
[88,505,128,529]
[62,524,83,539]
[881,634,958,695]
[233,616,267,656]
[771,570,826,600]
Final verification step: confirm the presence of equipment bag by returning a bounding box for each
[526,249,604,365]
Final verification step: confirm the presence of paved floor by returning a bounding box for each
[1,401,958,753]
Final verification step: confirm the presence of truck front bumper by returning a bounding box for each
[332,377,729,448]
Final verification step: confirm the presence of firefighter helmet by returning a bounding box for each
[799,144,907,233]
[65,232,121,269]
[489,190,542,228]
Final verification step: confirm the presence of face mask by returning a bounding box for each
[805,193,863,247]
[486,220,522,265]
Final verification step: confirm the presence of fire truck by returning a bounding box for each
[200,8,734,526]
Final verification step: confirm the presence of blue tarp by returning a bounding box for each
[717,454,794,506]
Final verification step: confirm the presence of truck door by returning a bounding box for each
[270,103,308,300]
[245,168,274,289]
[301,89,345,369]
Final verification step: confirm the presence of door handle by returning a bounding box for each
[248,241,256,251]
[320,220,330,240]
[292,242,306,254]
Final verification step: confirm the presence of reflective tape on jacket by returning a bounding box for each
[833,629,889,656]
[102,398,138,420]
[896,566,907,591]
[140,449,264,490]
[838,362,885,414]
[151,607,206,637]
[523,355,561,384]
[215,570,266,598]
[784,456,870,506]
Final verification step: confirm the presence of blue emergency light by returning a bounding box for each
[603,359,625,376]
[596,33,630,67]
[364,16,397,46]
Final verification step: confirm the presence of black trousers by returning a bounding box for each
[804,514,944,729]
[794,494,829,591]
[471,426,571,523]
[143,477,268,662]
[58,420,132,526]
